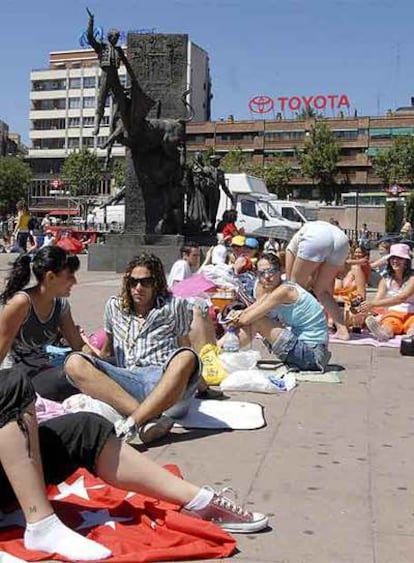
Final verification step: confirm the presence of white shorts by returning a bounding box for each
[287,222,349,266]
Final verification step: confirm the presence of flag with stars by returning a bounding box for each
[0,466,236,562]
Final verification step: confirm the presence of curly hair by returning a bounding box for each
[119,253,170,313]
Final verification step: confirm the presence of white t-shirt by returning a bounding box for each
[211,244,228,265]
[167,259,192,288]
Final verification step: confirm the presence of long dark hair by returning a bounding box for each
[0,247,80,304]
[120,253,169,313]
[385,257,412,283]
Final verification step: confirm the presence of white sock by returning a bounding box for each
[24,513,112,561]
[184,486,215,511]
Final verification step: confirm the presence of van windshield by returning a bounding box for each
[263,203,285,219]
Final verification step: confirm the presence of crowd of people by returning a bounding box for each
[1,208,414,561]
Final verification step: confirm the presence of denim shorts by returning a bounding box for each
[271,329,330,372]
[66,347,201,419]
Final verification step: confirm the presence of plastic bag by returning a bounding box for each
[219,350,260,374]
[199,343,228,385]
[63,393,122,424]
[220,369,279,393]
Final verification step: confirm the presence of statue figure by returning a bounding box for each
[86,8,131,136]
[186,152,210,232]
[86,10,193,234]
[203,155,235,231]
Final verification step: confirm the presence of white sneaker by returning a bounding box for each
[365,316,392,341]
[139,415,174,444]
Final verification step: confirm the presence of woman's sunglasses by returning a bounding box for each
[128,276,155,288]
[257,267,279,277]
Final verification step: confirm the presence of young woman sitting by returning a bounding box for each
[357,243,414,341]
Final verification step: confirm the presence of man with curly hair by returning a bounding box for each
[65,253,202,444]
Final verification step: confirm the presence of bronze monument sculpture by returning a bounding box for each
[86,9,193,234]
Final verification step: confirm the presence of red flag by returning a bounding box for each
[0,466,236,562]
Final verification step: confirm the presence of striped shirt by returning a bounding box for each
[104,294,193,370]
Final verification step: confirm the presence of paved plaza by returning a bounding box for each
[1,254,414,563]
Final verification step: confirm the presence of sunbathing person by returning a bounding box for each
[0,369,268,562]
[224,254,331,372]
[357,243,414,341]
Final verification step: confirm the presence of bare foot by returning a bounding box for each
[332,328,350,341]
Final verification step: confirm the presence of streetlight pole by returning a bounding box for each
[354,186,359,243]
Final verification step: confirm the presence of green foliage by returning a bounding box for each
[112,159,126,190]
[295,107,322,120]
[373,147,402,188]
[0,156,32,211]
[298,122,339,204]
[245,160,294,199]
[220,148,248,173]
[405,193,414,225]
[62,148,103,196]
[385,200,403,234]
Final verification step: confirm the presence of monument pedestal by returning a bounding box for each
[87,233,184,272]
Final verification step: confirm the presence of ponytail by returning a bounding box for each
[0,254,32,304]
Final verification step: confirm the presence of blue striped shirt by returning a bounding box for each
[104,294,193,370]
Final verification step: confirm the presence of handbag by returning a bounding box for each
[400,336,414,356]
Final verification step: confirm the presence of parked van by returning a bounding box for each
[218,173,301,235]
[268,200,319,225]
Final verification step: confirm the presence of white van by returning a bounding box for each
[218,173,301,235]
[268,200,319,225]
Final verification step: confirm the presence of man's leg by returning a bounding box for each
[65,354,141,416]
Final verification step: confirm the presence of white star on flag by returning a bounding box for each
[77,509,133,530]
[53,475,105,501]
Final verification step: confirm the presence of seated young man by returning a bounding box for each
[65,253,215,444]
[0,368,268,561]
[224,255,331,372]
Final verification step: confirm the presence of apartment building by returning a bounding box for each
[28,36,211,213]
[186,108,414,199]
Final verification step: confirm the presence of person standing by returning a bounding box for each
[285,220,350,340]
[13,200,31,252]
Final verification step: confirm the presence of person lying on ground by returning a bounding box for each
[0,369,268,562]
[356,243,414,341]
[223,253,331,372]
[65,253,222,445]
[285,220,350,341]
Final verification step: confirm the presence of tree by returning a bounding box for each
[405,192,414,226]
[373,146,402,188]
[62,148,103,197]
[295,107,322,120]
[220,148,248,173]
[112,159,126,190]
[394,136,414,189]
[0,156,32,212]
[263,160,294,199]
[298,122,339,204]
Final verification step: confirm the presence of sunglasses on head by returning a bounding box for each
[128,276,155,288]
[257,267,279,277]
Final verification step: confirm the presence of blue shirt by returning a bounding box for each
[270,281,328,345]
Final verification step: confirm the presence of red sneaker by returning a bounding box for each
[182,487,269,533]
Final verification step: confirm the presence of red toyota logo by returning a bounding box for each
[248,95,274,114]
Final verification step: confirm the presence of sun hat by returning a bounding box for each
[231,235,246,247]
[389,243,411,260]
[245,237,259,249]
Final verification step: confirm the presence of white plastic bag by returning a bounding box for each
[220,369,279,393]
[63,394,122,424]
[219,350,260,374]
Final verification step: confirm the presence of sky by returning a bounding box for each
[2,0,414,144]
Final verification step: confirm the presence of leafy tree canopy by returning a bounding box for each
[62,148,102,197]
[0,156,32,212]
[299,122,339,204]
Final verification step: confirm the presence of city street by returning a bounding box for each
[1,255,414,563]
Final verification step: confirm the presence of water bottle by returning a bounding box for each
[222,327,240,353]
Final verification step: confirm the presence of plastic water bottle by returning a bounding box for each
[222,327,240,353]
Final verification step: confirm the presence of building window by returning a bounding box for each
[69,78,81,89]
[32,119,66,130]
[68,117,80,128]
[83,97,95,108]
[32,99,66,110]
[83,137,95,147]
[83,76,96,89]
[68,97,81,109]
[83,116,95,127]
[96,136,108,147]
[32,79,66,91]
[68,138,80,148]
